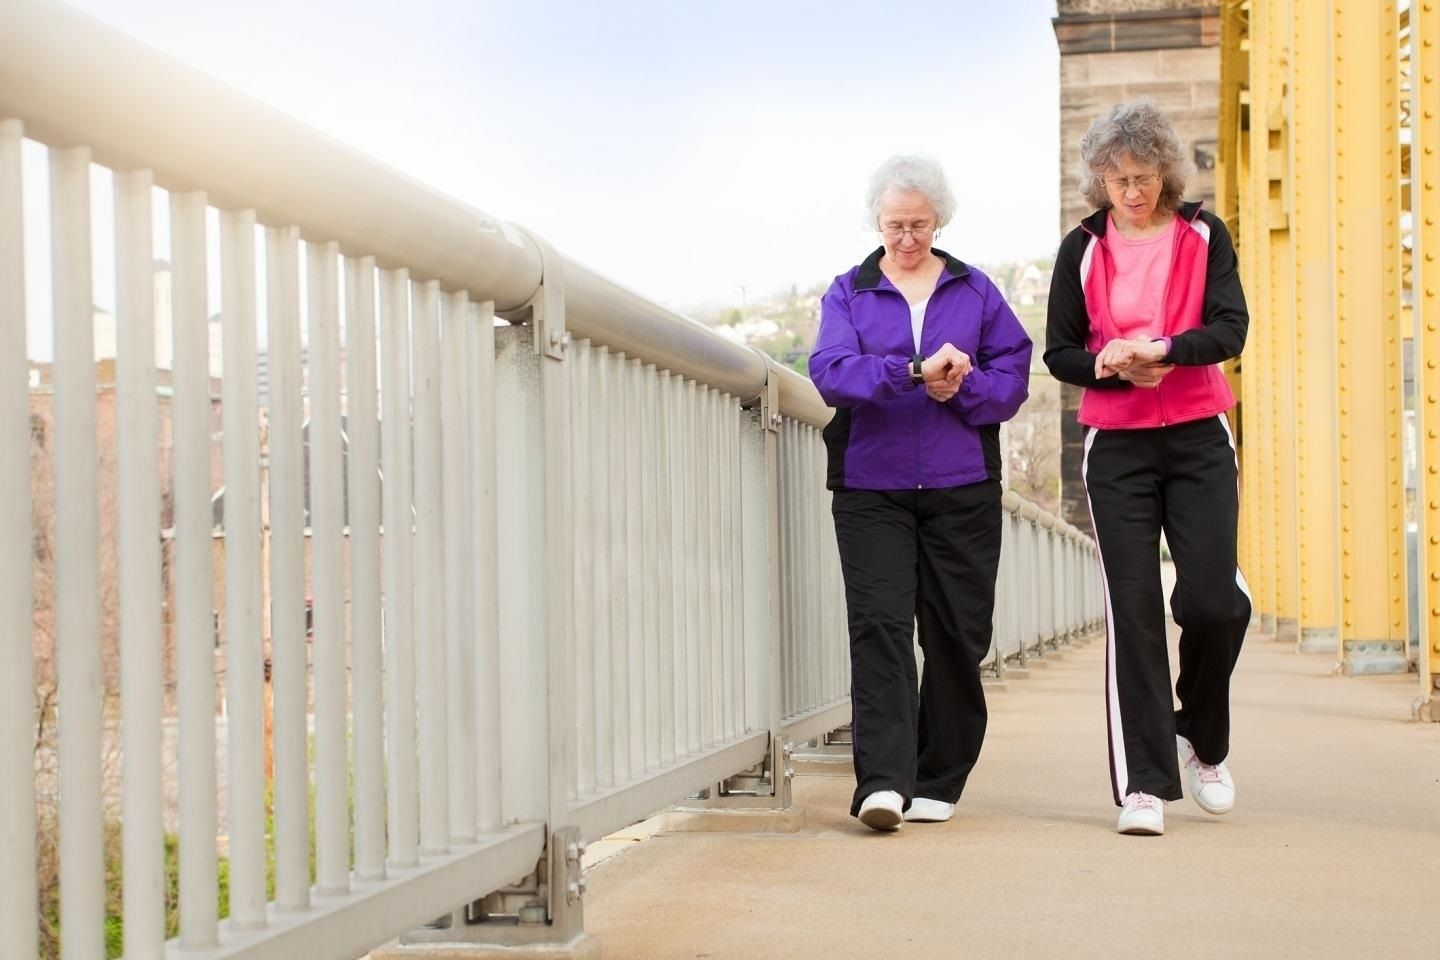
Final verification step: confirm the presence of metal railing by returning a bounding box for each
[0,1,1101,957]
[992,493,1103,674]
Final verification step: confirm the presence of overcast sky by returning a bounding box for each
[39,0,1064,318]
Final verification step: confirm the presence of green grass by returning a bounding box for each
[92,769,322,959]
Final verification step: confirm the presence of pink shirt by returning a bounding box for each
[1102,214,1176,341]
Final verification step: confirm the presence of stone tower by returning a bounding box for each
[1052,0,1221,532]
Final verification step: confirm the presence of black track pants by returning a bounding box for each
[1081,415,1251,804]
[832,481,1002,817]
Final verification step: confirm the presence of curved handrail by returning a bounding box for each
[0,0,830,425]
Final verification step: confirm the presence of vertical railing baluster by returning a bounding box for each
[347,256,386,876]
[704,390,721,746]
[776,422,789,719]
[308,240,349,892]
[441,290,477,836]
[470,300,502,835]
[625,358,646,770]
[806,426,821,711]
[220,206,266,930]
[669,373,690,757]
[380,267,419,867]
[0,118,37,960]
[593,344,616,777]
[698,388,716,748]
[115,168,164,954]
[642,366,663,767]
[656,371,677,765]
[783,422,799,718]
[793,423,806,715]
[266,223,309,911]
[171,188,219,945]
[571,340,596,797]
[818,430,829,701]
[684,380,703,754]
[53,147,105,955]
[411,279,449,854]
[725,403,743,736]
[608,351,631,780]
[592,347,614,785]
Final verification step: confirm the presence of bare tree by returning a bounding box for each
[1005,379,1062,517]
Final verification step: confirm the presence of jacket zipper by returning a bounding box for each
[916,292,927,488]
[883,273,959,490]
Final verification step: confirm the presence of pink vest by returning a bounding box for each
[1078,214,1236,429]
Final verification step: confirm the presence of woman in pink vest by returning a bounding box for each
[1044,101,1252,837]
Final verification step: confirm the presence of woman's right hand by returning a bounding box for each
[1118,363,1175,389]
[921,343,971,401]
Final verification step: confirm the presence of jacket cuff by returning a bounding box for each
[887,354,920,392]
[952,368,984,404]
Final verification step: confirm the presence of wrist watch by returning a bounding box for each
[910,353,925,384]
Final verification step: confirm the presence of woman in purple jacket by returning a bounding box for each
[809,155,1033,832]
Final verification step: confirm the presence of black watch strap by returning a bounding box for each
[911,353,925,384]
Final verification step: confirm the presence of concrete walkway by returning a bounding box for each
[583,632,1440,959]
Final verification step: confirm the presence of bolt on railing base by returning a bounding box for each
[1340,640,1410,676]
[395,828,588,953]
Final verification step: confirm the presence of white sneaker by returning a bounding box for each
[857,790,904,831]
[1177,734,1235,815]
[1117,792,1165,835]
[904,797,956,822]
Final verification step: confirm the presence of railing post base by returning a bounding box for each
[662,733,805,833]
[373,938,599,960]
[1413,691,1440,723]
[391,828,592,955]
[683,734,794,810]
[789,725,855,777]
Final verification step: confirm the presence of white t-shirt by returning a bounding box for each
[910,297,929,353]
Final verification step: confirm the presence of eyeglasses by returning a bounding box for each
[1104,174,1160,193]
[880,223,935,241]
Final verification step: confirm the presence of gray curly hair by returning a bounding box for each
[1076,100,1192,213]
[865,155,956,230]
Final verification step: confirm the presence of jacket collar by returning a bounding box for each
[1080,200,1203,238]
[854,246,972,292]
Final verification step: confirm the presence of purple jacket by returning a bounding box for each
[809,248,1033,491]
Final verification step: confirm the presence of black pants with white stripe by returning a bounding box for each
[832,482,1003,817]
[1082,415,1251,804]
